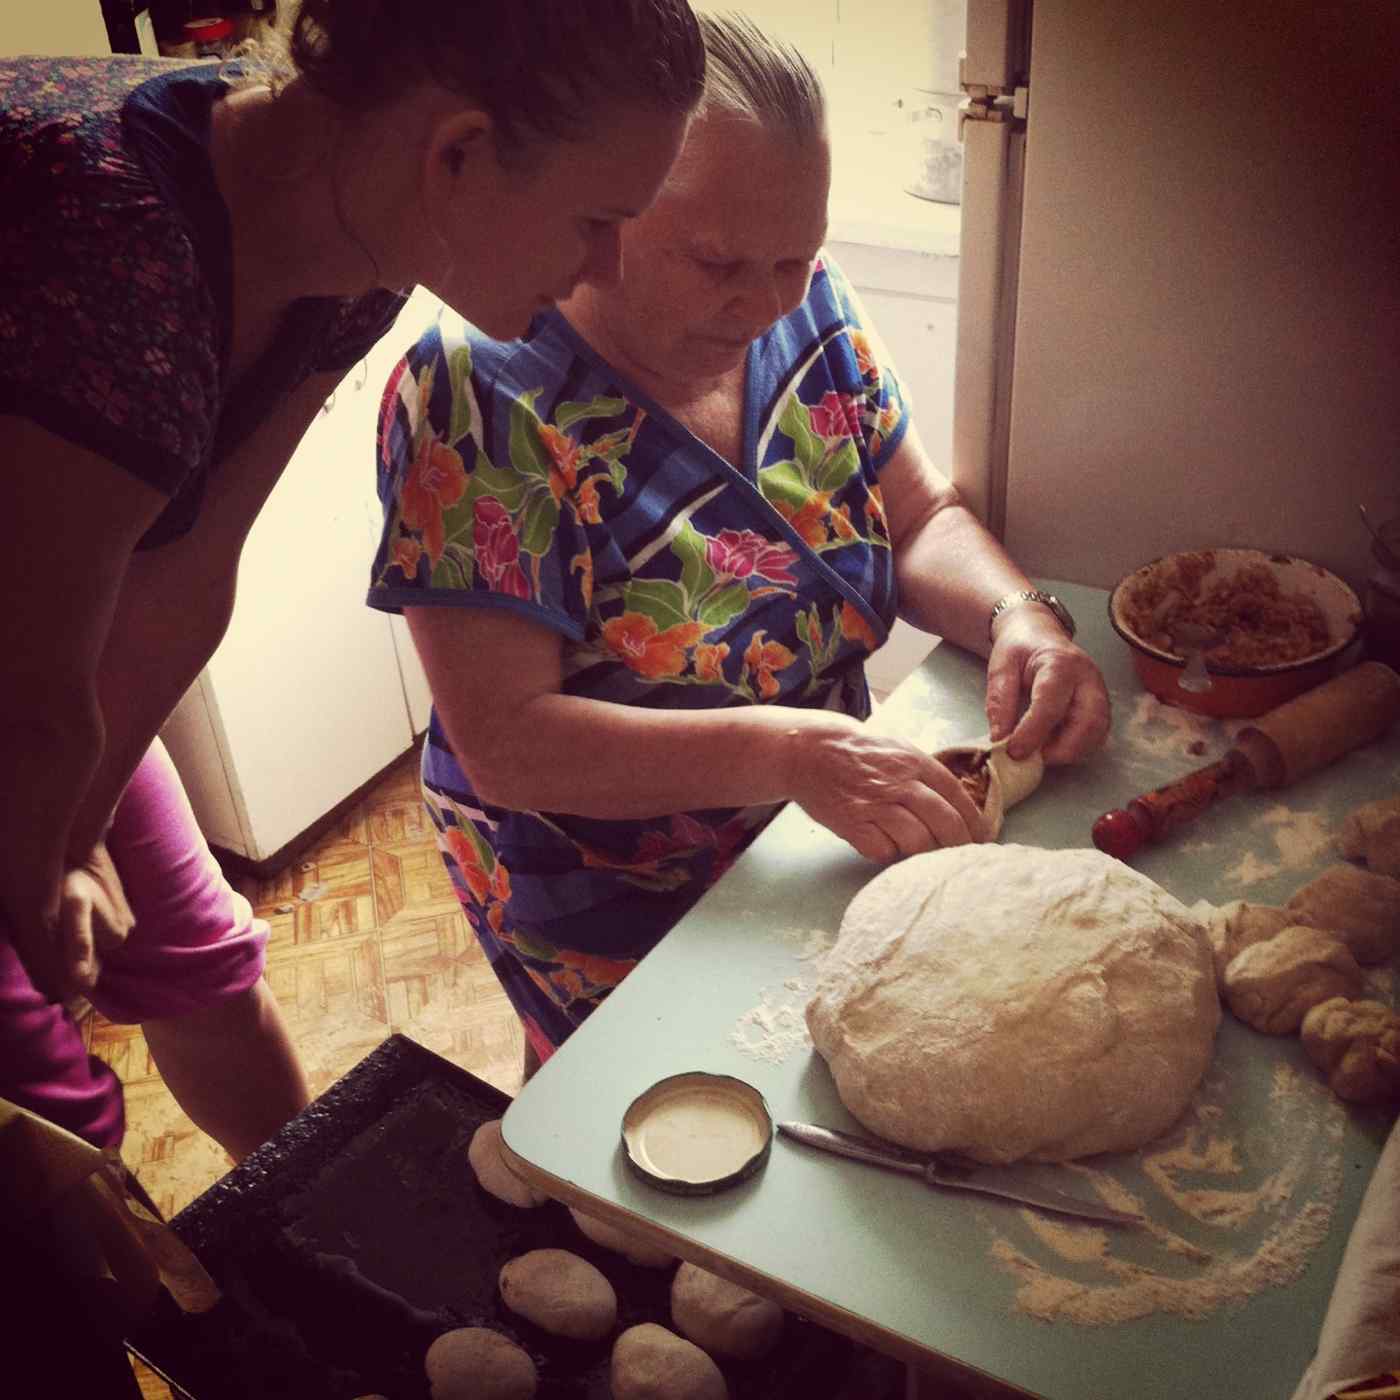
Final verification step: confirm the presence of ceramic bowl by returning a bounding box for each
[1107,548,1364,718]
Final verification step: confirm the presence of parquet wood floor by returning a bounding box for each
[78,747,523,1396]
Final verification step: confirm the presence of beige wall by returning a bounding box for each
[1,0,111,57]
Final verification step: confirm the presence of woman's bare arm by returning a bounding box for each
[406,605,987,864]
[879,424,1110,763]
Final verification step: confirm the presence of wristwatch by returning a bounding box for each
[988,589,1077,641]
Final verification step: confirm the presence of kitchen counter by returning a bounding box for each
[501,581,1399,1399]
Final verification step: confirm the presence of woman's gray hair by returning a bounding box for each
[697,11,826,141]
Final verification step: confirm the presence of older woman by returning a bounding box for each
[368,13,1110,1065]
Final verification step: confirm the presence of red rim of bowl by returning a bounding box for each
[1106,550,1364,678]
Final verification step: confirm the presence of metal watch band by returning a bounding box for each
[988,589,1077,641]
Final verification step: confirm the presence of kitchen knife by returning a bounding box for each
[777,1121,1142,1227]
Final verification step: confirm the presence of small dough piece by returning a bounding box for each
[1339,797,1400,878]
[670,1262,783,1361]
[568,1206,676,1269]
[469,1119,550,1209]
[424,1327,537,1400]
[933,739,1044,840]
[498,1248,617,1341]
[1300,997,1400,1103]
[1222,926,1364,1034]
[1285,863,1400,964]
[807,845,1219,1164]
[611,1323,729,1400]
[1194,900,1299,985]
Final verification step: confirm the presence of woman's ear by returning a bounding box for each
[421,107,495,219]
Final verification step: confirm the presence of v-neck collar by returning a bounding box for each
[533,309,890,646]
[544,309,761,482]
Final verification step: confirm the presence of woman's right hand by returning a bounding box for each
[785,718,989,862]
[9,844,135,1000]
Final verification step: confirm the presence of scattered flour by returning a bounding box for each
[1222,849,1285,887]
[1254,804,1335,870]
[986,1056,1346,1326]
[729,927,836,1065]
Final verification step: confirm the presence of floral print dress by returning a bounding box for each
[368,259,909,1059]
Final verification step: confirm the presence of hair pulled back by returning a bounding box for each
[282,0,704,149]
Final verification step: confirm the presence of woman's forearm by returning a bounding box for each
[448,691,850,819]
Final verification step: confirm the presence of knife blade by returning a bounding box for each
[777,1121,1142,1227]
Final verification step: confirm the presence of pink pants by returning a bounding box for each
[0,739,268,1149]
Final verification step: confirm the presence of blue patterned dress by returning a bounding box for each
[367,259,909,1057]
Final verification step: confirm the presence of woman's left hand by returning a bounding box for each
[985,610,1111,766]
[55,842,135,995]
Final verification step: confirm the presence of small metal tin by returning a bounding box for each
[621,1072,774,1196]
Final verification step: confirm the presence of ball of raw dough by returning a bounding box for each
[469,1119,550,1209]
[806,845,1219,1164]
[1300,997,1400,1103]
[1285,864,1400,965]
[498,1248,617,1341]
[1339,797,1400,878]
[568,1206,676,1268]
[1193,900,1300,985]
[611,1322,728,1400]
[1222,926,1364,1034]
[670,1262,783,1361]
[424,1327,537,1400]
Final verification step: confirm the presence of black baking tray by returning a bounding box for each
[126,1035,902,1399]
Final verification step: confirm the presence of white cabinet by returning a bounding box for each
[829,238,961,698]
[162,290,443,868]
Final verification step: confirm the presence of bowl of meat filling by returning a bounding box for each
[1108,548,1364,717]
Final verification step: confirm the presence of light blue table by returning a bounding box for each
[503,581,1399,1398]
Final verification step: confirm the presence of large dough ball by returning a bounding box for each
[1222,927,1364,1034]
[1339,797,1400,877]
[1195,900,1299,985]
[610,1323,728,1400]
[498,1248,617,1341]
[568,1207,675,1269]
[806,845,1219,1164]
[424,1327,537,1400]
[1285,864,1400,965]
[469,1119,550,1209]
[670,1262,783,1361]
[1300,997,1400,1103]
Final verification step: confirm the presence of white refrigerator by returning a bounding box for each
[953,0,1400,596]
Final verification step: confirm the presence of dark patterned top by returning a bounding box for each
[0,56,407,548]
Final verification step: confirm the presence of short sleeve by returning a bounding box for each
[311,288,411,375]
[0,177,219,498]
[820,255,911,472]
[365,327,593,642]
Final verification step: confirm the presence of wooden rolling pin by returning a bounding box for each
[1092,661,1400,860]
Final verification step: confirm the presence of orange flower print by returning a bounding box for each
[744,630,796,700]
[401,435,468,564]
[443,827,491,903]
[555,947,636,994]
[392,535,423,577]
[864,484,888,535]
[776,493,832,549]
[575,474,602,524]
[538,421,582,500]
[491,860,511,902]
[840,601,879,652]
[851,329,877,378]
[603,614,706,679]
[694,641,730,683]
[829,502,858,542]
